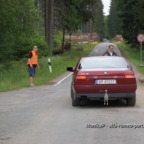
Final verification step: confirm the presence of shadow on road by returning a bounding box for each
[79,99,128,108]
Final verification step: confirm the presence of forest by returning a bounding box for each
[0,0,104,63]
[106,0,144,44]
[0,0,144,63]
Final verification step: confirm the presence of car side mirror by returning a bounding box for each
[67,67,74,72]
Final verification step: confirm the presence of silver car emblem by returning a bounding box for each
[104,72,107,75]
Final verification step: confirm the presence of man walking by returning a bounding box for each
[27,46,40,87]
[103,45,117,56]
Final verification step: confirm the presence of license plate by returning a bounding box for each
[96,79,116,84]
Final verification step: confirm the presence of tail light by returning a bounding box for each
[76,75,87,79]
[125,75,135,78]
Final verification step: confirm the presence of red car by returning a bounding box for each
[67,56,137,106]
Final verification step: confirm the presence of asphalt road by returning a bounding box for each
[89,42,121,56]
[0,43,144,144]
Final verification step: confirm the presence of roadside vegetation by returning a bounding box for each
[0,0,103,92]
[107,0,144,76]
[0,0,104,63]
[105,0,144,44]
[1,0,144,91]
[118,42,144,74]
[0,43,97,92]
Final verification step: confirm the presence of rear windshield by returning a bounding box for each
[79,57,128,69]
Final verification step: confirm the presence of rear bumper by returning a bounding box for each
[75,93,135,100]
[74,85,137,94]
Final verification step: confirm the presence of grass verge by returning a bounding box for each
[117,42,144,74]
[0,43,97,92]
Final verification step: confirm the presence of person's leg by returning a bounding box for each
[33,66,36,77]
[30,77,34,86]
[28,66,35,86]
[30,66,37,86]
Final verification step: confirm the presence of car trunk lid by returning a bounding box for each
[74,69,136,93]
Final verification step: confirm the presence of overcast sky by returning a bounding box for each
[101,0,111,15]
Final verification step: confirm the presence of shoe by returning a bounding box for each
[30,84,35,87]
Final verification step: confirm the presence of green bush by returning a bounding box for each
[53,49,63,55]
[15,34,49,58]
[0,34,49,63]
[30,36,49,57]
[53,32,63,49]
[0,43,97,91]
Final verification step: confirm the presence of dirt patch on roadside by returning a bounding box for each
[0,137,12,140]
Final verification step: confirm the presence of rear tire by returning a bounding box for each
[71,86,79,106]
[72,98,80,106]
[127,96,136,106]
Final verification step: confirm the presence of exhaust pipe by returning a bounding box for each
[104,90,109,106]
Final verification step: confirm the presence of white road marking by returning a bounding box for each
[53,73,72,87]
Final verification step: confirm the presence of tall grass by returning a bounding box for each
[0,43,97,92]
[118,42,144,74]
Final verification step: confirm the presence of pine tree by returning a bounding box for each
[108,0,121,38]
[115,0,143,44]
[92,0,104,40]
[0,0,43,62]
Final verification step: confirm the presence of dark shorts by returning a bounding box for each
[28,65,37,77]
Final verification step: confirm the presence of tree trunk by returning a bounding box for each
[61,29,65,54]
[45,0,48,42]
[45,0,54,56]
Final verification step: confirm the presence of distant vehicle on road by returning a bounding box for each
[103,38,109,42]
[67,56,137,106]
[90,43,121,56]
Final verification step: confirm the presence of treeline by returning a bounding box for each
[0,0,104,63]
[106,0,144,44]
[0,0,48,63]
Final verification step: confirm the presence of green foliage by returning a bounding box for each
[108,0,121,38]
[76,29,82,34]
[0,43,97,91]
[115,0,144,44]
[92,0,104,40]
[103,16,109,38]
[0,0,48,63]
[0,0,103,62]
[59,0,98,34]
[53,32,63,49]
[31,36,49,57]
[60,1,80,33]
[61,4,79,33]
[119,42,144,74]
[0,0,104,64]
[77,0,96,23]
[52,32,63,54]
